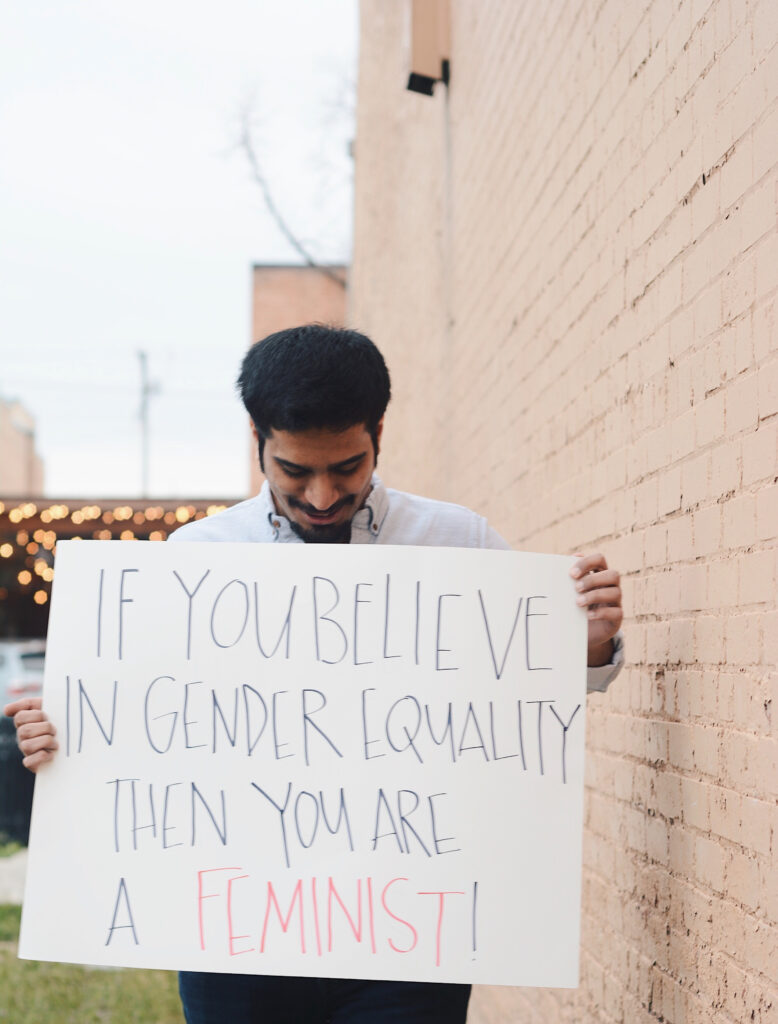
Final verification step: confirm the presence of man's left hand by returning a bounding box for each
[570,553,623,667]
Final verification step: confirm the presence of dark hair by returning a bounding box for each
[237,324,391,469]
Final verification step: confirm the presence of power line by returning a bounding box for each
[138,351,161,498]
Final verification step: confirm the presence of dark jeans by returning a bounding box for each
[178,972,471,1023]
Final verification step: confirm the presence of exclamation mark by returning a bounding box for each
[65,674,71,757]
[472,881,478,956]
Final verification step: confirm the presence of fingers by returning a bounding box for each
[17,720,57,743]
[575,568,619,590]
[4,698,57,772]
[575,585,622,610]
[18,732,58,757]
[22,749,56,773]
[570,556,621,608]
[570,552,609,578]
[3,697,43,718]
[570,553,623,639]
[584,605,623,623]
[17,720,57,767]
[12,709,50,732]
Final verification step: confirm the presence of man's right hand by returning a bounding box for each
[3,698,57,772]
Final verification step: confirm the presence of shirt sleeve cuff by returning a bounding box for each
[586,630,625,694]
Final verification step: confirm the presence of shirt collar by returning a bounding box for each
[258,474,389,542]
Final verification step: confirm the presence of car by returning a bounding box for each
[0,639,46,707]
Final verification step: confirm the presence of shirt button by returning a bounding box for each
[371,523,378,532]
[273,520,280,528]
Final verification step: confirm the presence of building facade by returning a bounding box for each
[0,398,43,497]
[351,1,778,1021]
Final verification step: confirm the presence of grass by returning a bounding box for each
[0,905,183,1023]
[0,840,23,859]
[0,905,20,942]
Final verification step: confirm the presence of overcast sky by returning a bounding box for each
[0,1,358,498]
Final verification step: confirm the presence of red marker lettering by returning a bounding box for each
[261,879,305,954]
[327,877,362,952]
[197,867,243,951]
[417,890,465,966]
[311,877,323,957]
[366,876,377,954]
[381,877,417,953]
[227,874,254,956]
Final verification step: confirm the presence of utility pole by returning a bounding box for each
[138,350,159,498]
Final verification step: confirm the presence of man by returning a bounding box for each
[6,324,623,1023]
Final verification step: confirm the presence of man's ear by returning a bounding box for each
[375,418,384,452]
[250,421,265,472]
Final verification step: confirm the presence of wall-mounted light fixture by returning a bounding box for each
[406,0,450,96]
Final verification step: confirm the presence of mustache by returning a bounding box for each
[286,494,356,517]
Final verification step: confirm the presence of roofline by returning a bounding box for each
[251,262,348,271]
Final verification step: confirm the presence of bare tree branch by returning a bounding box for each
[239,107,347,290]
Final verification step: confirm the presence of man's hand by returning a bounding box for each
[3,698,57,772]
[570,553,622,667]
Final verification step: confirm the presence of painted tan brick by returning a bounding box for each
[722,491,757,547]
[726,850,762,912]
[727,370,760,434]
[721,134,754,211]
[757,355,778,419]
[695,389,726,447]
[755,228,778,301]
[708,785,744,845]
[732,673,774,734]
[753,295,777,362]
[707,555,739,606]
[738,548,775,604]
[725,611,762,664]
[681,775,711,829]
[741,795,774,857]
[695,834,726,891]
[742,418,778,484]
[659,466,683,514]
[756,482,778,539]
[722,251,757,324]
[732,312,755,377]
[667,514,694,562]
[354,2,778,1020]
[709,437,741,496]
[753,104,778,184]
[695,613,726,663]
[655,770,684,822]
[692,504,721,554]
[739,915,778,981]
[725,731,778,796]
[678,563,708,612]
[753,0,778,59]
[681,450,712,506]
[759,853,778,923]
[692,724,721,775]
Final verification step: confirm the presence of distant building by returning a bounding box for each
[0,398,44,497]
[248,264,347,495]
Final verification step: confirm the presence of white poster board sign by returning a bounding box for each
[20,540,587,987]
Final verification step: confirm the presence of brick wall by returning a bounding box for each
[351,1,778,1021]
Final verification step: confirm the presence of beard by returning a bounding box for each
[289,518,353,544]
[286,493,356,544]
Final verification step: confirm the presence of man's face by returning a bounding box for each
[257,421,381,543]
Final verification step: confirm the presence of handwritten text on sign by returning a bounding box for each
[20,541,586,987]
